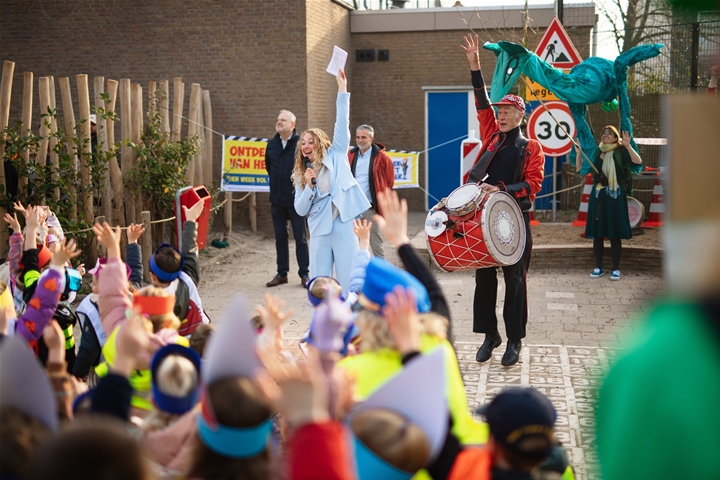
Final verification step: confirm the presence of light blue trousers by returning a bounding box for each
[309,216,359,295]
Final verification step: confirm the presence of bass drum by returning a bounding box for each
[627,196,645,228]
[427,191,526,272]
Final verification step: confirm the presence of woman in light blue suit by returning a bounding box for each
[292,70,371,294]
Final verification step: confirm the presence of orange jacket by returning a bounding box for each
[463,106,545,206]
[447,447,493,480]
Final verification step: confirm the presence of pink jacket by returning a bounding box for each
[142,409,198,474]
[98,258,132,337]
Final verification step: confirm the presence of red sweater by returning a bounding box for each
[287,421,354,480]
[463,106,545,203]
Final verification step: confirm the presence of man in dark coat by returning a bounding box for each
[265,110,309,288]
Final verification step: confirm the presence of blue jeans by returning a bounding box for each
[271,203,309,278]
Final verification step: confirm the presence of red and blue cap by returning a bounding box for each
[491,94,525,112]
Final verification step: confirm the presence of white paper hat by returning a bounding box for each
[0,336,58,431]
[202,296,262,384]
[349,348,448,460]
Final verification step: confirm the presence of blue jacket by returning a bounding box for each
[294,93,370,236]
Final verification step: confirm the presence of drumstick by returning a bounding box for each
[482,174,489,182]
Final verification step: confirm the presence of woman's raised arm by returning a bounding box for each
[330,70,351,157]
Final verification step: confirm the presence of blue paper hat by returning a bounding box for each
[359,258,431,313]
[198,296,271,458]
[306,276,341,307]
[151,344,201,415]
[348,349,448,479]
[149,243,185,282]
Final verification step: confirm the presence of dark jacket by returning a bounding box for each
[347,143,395,216]
[266,130,300,206]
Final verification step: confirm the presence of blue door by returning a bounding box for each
[426,92,469,209]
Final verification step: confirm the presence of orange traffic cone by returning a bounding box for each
[572,174,593,227]
[641,174,664,228]
[529,200,540,226]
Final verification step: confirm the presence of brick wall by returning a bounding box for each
[349,26,593,211]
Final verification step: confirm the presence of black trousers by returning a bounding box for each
[473,213,532,341]
[270,203,309,278]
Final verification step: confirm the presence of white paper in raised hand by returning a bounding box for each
[326,46,349,76]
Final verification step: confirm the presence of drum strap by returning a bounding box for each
[512,137,530,185]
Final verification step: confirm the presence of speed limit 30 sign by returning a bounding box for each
[526,101,576,156]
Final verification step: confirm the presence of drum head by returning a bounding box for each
[446,184,480,210]
[425,210,448,237]
[481,192,526,266]
[627,196,645,228]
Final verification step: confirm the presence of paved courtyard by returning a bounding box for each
[198,227,664,480]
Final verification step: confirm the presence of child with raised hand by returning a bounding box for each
[147,200,209,337]
[8,234,80,362]
[255,294,295,365]
[93,222,189,415]
[73,223,145,382]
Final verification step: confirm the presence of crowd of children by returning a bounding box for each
[0,190,575,480]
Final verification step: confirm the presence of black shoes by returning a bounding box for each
[266,275,288,287]
[501,340,522,367]
[301,275,310,289]
[476,333,502,363]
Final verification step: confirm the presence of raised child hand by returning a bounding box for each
[50,238,81,267]
[373,189,410,247]
[13,201,28,219]
[92,222,121,259]
[43,320,66,364]
[382,286,422,355]
[3,212,21,233]
[183,201,204,223]
[353,219,372,251]
[126,223,146,245]
[113,311,152,376]
[256,294,294,333]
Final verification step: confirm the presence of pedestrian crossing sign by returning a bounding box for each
[534,17,582,69]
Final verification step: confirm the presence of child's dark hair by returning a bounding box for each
[250,314,264,332]
[154,246,182,274]
[190,324,216,358]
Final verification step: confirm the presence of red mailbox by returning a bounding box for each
[176,186,211,251]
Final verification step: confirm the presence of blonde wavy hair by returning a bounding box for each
[135,286,180,333]
[351,409,430,473]
[291,128,331,189]
[355,310,448,352]
[142,354,199,432]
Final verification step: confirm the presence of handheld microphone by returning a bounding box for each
[304,157,316,185]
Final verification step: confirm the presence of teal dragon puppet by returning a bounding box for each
[482,41,663,175]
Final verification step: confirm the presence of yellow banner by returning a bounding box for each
[524,76,560,101]
[387,151,419,189]
[221,138,269,192]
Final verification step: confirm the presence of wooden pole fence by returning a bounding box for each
[76,74,94,224]
[58,77,78,224]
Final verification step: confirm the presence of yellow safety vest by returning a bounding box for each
[95,327,189,410]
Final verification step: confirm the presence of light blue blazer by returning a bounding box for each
[294,93,371,237]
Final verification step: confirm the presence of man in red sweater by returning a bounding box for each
[462,34,545,367]
[347,125,395,258]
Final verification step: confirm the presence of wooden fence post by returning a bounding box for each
[186,83,201,186]
[76,74,94,224]
[58,77,78,224]
[94,77,111,221]
[37,77,51,197]
[0,61,15,256]
[202,90,213,187]
[172,77,184,142]
[160,80,170,135]
[119,79,135,225]
[224,192,232,240]
[141,211,152,283]
[106,79,121,227]
[250,192,257,234]
[94,216,105,260]
[48,76,60,202]
[131,84,143,222]
[148,81,156,117]
[20,72,33,192]
[194,91,204,186]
